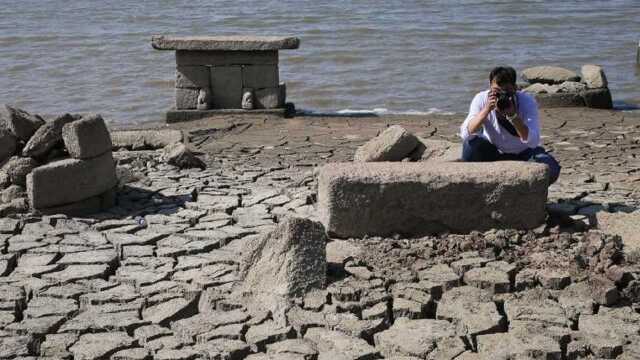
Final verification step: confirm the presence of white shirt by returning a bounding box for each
[459,90,541,154]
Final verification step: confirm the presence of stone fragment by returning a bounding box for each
[111,129,183,150]
[537,269,571,290]
[476,332,561,359]
[163,143,206,170]
[42,264,108,284]
[1,156,38,187]
[245,321,295,352]
[304,327,379,360]
[588,274,620,306]
[534,92,585,108]
[266,339,318,359]
[193,339,251,359]
[317,162,548,237]
[0,335,37,358]
[0,129,17,164]
[142,297,197,327]
[0,105,45,141]
[353,125,418,162]
[557,282,595,324]
[62,113,112,159]
[41,333,79,358]
[5,315,66,335]
[239,217,327,322]
[522,66,580,84]
[27,151,117,209]
[596,211,640,252]
[22,113,76,158]
[581,64,608,88]
[23,297,77,318]
[171,310,250,342]
[581,88,613,109]
[196,323,246,343]
[1,184,25,203]
[418,264,460,293]
[374,318,456,358]
[134,324,173,345]
[503,290,568,327]
[69,332,135,360]
[409,137,461,162]
[59,310,147,333]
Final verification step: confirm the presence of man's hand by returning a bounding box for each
[485,90,498,112]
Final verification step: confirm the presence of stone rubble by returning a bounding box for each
[0,111,636,359]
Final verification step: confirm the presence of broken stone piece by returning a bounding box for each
[62,113,112,159]
[354,125,419,162]
[163,143,206,170]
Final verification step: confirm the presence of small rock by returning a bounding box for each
[1,156,38,186]
[1,184,25,203]
[581,64,608,88]
[353,125,419,162]
[164,143,206,170]
[0,105,45,141]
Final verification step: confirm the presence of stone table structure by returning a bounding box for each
[152,35,300,123]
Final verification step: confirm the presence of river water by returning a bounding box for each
[1,0,639,125]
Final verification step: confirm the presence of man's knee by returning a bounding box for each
[462,137,498,162]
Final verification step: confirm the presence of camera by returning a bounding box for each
[495,91,513,112]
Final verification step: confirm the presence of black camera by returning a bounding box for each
[495,91,513,112]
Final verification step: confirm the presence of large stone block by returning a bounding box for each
[62,114,112,159]
[354,125,419,162]
[175,66,211,89]
[175,88,199,110]
[153,35,300,51]
[239,217,327,322]
[522,66,580,84]
[242,65,279,89]
[534,92,585,108]
[317,162,549,238]
[211,66,243,109]
[27,151,117,209]
[176,50,278,66]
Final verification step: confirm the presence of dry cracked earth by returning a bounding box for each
[1,108,640,359]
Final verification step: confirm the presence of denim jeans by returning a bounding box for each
[462,137,561,184]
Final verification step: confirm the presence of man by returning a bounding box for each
[460,66,561,184]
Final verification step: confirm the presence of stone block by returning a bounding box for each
[27,151,117,209]
[111,129,183,150]
[175,88,199,110]
[242,64,279,88]
[176,66,211,89]
[153,35,300,51]
[255,86,285,109]
[581,88,613,109]
[522,66,580,84]
[354,125,419,162]
[317,161,549,238]
[0,105,45,141]
[534,92,585,108]
[23,113,77,158]
[176,50,278,66]
[581,64,608,88]
[62,114,112,159]
[211,66,243,109]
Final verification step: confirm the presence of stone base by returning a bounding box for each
[166,105,294,124]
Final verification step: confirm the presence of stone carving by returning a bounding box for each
[196,88,212,110]
[242,90,254,110]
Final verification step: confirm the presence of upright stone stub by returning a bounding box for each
[317,162,549,238]
[152,35,300,51]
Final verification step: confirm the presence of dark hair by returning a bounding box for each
[489,66,517,86]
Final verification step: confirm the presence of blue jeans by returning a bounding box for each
[462,137,561,184]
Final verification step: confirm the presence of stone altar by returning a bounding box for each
[152,35,299,123]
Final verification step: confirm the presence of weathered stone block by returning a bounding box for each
[175,88,199,110]
[242,64,279,89]
[581,64,608,88]
[255,85,285,109]
[239,217,327,323]
[211,66,243,109]
[176,50,278,66]
[23,113,77,158]
[27,151,117,209]
[354,125,419,162]
[153,35,300,51]
[317,161,549,238]
[522,66,580,84]
[62,114,112,159]
[534,92,585,108]
[581,88,613,109]
[176,66,211,89]
[111,129,183,150]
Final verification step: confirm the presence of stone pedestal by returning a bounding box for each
[152,35,299,123]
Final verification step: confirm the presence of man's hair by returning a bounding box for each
[489,66,517,86]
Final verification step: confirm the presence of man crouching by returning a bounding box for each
[460,66,561,184]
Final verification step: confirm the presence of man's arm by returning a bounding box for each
[460,91,496,140]
[509,113,529,141]
[512,94,540,146]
